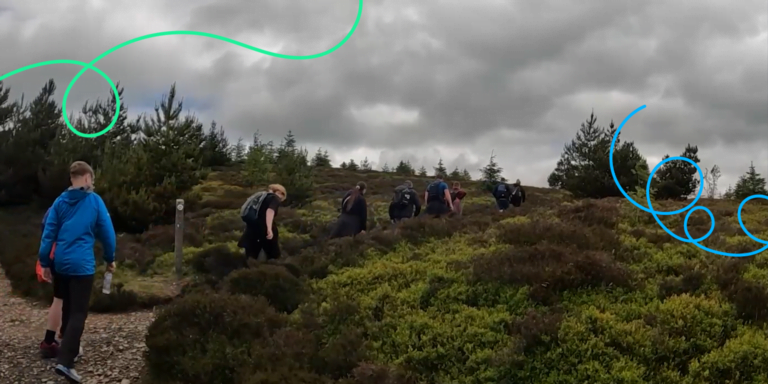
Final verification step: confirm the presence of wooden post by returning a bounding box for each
[174,199,184,280]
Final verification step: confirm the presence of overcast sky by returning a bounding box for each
[0,0,766,192]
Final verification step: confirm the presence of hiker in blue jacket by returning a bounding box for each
[38,161,116,383]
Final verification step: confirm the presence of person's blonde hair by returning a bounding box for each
[69,161,94,178]
[268,184,287,200]
[453,181,461,189]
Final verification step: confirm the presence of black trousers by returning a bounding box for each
[56,274,94,368]
[245,237,281,262]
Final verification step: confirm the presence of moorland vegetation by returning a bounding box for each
[2,80,768,383]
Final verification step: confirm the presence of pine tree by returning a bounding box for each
[347,159,359,171]
[201,121,231,167]
[433,158,447,176]
[311,147,331,167]
[381,163,391,172]
[275,147,314,207]
[340,161,348,169]
[461,168,472,181]
[276,130,297,164]
[479,151,505,191]
[232,137,246,162]
[548,112,648,199]
[417,166,428,177]
[652,144,701,200]
[395,160,414,175]
[244,134,273,186]
[733,162,768,199]
[449,166,462,180]
[360,157,372,171]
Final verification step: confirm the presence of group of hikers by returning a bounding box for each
[237,173,526,264]
[32,162,526,383]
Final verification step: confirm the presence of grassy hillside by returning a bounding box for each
[3,166,768,383]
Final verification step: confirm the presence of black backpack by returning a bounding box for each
[427,181,442,200]
[495,183,508,199]
[393,185,411,207]
[510,186,521,198]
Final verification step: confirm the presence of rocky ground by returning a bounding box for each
[0,268,154,384]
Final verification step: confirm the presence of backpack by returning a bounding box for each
[510,186,521,198]
[393,185,411,207]
[240,191,269,225]
[427,181,442,200]
[495,183,508,198]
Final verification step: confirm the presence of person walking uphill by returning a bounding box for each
[509,179,526,208]
[424,174,453,218]
[450,182,467,216]
[389,180,421,223]
[493,181,512,212]
[38,161,116,383]
[330,181,368,239]
[238,184,287,264]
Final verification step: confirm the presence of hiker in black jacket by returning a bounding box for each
[238,184,287,263]
[388,180,421,223]
[509,179,526,207]
[492,181,512,212]
[330,181,368,239]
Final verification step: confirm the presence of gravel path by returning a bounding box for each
[0,269,154,384]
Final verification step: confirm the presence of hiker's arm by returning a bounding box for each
[266,208,275,231]
[424,191,428,202]
[521,188,526,202]
[413,191,421,216]
[95,195,116,264]
[38,203,59,268]
[359,198,368,231]
[443,189,453,208]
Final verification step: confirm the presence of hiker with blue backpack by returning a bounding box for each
[389,180,421,223]
[238,184,287,264]
[493,179,525,211]
[424,173,453,217]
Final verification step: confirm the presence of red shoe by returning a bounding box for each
[39,340,59,359]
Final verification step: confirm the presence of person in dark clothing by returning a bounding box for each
[509,179,526,207]
[39,161,116,383]
[389,180,421,223]
[237,184,287,263]
[330,181,368,239]
[492,181,512,212]
[450,182,467,216]
[424,174,453,217]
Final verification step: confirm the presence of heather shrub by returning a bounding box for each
[222,265,306,313]
[145,293,286,384]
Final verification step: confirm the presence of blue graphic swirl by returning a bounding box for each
[610,105,768,257]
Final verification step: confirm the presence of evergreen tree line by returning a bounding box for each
[0,80,315,233]
[547,112,767,201]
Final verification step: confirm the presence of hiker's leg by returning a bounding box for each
[244,244,263,267]
[262,238,281,260]
[58,275,72,339]
[57,274,94,368]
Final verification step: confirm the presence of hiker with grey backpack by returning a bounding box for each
[389,180,421,224]
[237,184,287,265]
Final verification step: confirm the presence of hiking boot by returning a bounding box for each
[75,345,83,362]
[54,364,82,383]
[39,340,59,359]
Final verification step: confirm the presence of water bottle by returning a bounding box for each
[102,272,112,294]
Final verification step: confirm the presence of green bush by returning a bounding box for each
[145,293,286,384]
[221,264,306,313]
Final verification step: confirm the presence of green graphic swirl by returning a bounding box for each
[0,0,363,138]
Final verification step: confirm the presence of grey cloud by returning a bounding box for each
[0,0,765,188]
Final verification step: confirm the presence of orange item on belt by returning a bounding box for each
[35,243,56,282]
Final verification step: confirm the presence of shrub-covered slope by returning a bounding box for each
[3,166,768,383]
